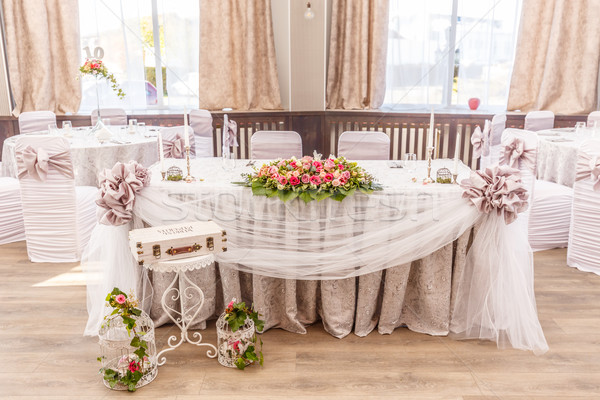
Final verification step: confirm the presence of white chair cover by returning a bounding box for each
[18,111,56,134]
[499,128,538,231]
[91,108,127,125]
[524,111,554,132]
[189,109,214,157]
[338,131,390,160]
[0,177,25,245]
[587,111,600,128]
[15,136,97,262]
[480,113,506,169]
[160,126,196,158]
[567,140,600,274]
[251,131,303,159]
[528,179,573,251]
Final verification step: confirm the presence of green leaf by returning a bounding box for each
[331,191,346,202]
[277,189,298,203]
[358,186,373,195]
[130,308,142,316]
[259,351,264,366]
[308,189,319,200]
[134,347,146,359]
[265,187,278,198]
[235,357,247,370]
[130,336,141,347]
[315,191,333,201]
[298,191,313,203]
[251,181,266,196]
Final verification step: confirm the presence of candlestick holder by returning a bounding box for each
[161,171,166,181]
[452,173,458,184]
[184,145,195,183]
[423,146,435,183]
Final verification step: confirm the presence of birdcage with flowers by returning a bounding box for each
[97,288,158,392]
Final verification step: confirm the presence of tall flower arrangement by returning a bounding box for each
[80,58,125,99]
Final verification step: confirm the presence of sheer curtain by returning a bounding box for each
[78,0,147,111]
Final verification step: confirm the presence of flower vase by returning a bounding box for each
[90,75,108,135]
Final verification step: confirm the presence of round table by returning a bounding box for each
[537,127,599,187]
[1,125,161,187]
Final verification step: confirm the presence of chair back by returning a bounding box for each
[338,131,390,160]
[160,126,196,159]
[587,111,600,128]
[524,111,554,131]
[251,131,303,159]
[91,108,127,126]
[480,114,507,169]
[567,140,600,273]
[189,109,214,157]
[15,135,79,262]
[18,111,56,134]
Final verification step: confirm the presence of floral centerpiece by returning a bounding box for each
[217,300,264,370]
[236,155,382,203]
[80,58,125,99]
[97,288,156,392]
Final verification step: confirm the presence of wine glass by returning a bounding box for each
[404,153,417,175]
[137,122,146,136]
[62,121,72,137]
[48,123,58,135]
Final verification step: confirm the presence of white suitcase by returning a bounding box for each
[129,221,227,265]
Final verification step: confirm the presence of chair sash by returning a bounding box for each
[500,136,537,172]
[223,114,239,149]
[251,131,303,160]
[575,143,600,191]
[471,121,490,159]
[338,131,390,160]
[16,146,74,181]
[160,126,196,158]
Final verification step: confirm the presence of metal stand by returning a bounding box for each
[161,171,166,181]
[423,146,435,183]
[452,173,458,184]
[145,255,217,366]
[184,145,195,183]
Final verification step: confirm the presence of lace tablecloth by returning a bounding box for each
[136,158,476,338]
[537,128,597,187]
[1,126,160,187]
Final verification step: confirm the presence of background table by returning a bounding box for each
[1,126,160,187]
[537,127,598,187]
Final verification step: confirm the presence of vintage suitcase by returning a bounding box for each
[129,221,227,265]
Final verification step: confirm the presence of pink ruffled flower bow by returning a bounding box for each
[576,151,600,191]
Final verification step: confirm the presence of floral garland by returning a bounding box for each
[236,155,382,203]
[80,58,125,99]
[98,288,151,392]
[224,300,264,370]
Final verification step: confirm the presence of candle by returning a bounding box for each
[428,109,434,148]
[183,107,190,148]
[158,131,165,171]
[454,132,461,174]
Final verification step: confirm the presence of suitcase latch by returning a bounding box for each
[207,237,214,251]
[153,244,161,258]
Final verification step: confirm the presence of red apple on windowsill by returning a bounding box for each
[468,98,480,110]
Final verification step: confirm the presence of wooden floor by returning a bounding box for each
[1,241,599,399]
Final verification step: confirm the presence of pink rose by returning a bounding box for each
[279,176,288,185]
[277,160,286,167]
[332,179,341,187]
[292,170,300,177]
[342,171,351,179]
[324,173,333,182]
[227,300,234,309]
[313,161,323,169]
[301,156,313,163]
[232,340,240,352]
[301,174,310,184]
[333,170,341,178]
[325,159,335,170]
[310,175,322,185]
[303,163,311,171]
[269,166,278,175]
[115,294,126,304]
[319,171,327,179]
[290,161,297,168]
[340,177,347,185]
[290,176,300,186]
[128,361,139,373]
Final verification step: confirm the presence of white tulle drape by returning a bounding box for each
[82,158,547,354]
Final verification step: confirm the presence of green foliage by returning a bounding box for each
[224,301,265,370]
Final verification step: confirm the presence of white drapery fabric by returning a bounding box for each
[338,131,390,160]
[250,131,303,160]
[82,158,547,354]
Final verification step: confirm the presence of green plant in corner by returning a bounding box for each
[224,300,265,370]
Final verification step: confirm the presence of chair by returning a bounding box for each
[480,114,507,169]
[15,135,97,262]
[0,177,25,245]
[160,126,196,158]
[528,179,573,251]
[189,109,214,157]
[567,140,600,274]
[91,108,127,126]
[524,111,554,132]
[18,111,56,134]
[587,111,600,128]
[338,131,390,160]
[251,131,303,159]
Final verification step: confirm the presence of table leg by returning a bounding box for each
[156,270,217,366]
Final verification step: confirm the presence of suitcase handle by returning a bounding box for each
[166,243,202,256]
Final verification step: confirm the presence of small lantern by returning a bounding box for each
[98,311,158,391]
[216,313,256,368]
[436,167,453,184]
[166,166,183,181]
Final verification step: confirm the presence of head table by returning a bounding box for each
[1,126,160,187]
[83,157,548,355]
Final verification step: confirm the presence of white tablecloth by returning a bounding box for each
[537,128,599,187]
[1,126,160,187]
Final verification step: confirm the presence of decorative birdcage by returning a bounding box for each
[98,311,158,391]
[436,167,453,184]
[166,166,183,181]
[216,313,256,368]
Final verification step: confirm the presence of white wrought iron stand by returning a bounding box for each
[144,254,217,366]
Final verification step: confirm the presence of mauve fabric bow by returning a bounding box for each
[96,161,151,226]
[461,165,529,225]
[500,136,536,171]
[223,119,239,147]
[17,145,74,182]
[576,151,600,191]
[471,120,492,159]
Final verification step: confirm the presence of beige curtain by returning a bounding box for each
[326,0,389,110]
[2,0,81,116]
[508,0,600,114]
[198,0,282,111]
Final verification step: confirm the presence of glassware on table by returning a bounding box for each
[575,121,586,135]
[404,153,417,175]
[128,119,137,134]
[48,123,58,135]
[222,152,236,171]
[137,122,146,136]
[62,121,73,137]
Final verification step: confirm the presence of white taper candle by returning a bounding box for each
[183,106,190,148]
[158,131,165,172]
[428,109,434,148]
[454,132,461,174]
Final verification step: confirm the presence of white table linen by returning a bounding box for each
[2,126,159,187]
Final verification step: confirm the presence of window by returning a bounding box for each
[384,0,522,111]
[78,0,199,112]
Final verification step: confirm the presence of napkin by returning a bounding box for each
[95,125,113,141]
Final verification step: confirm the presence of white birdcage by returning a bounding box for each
[216,313,256,368]
[98,311,158,391]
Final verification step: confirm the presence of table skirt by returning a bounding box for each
[142,228,473,338]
